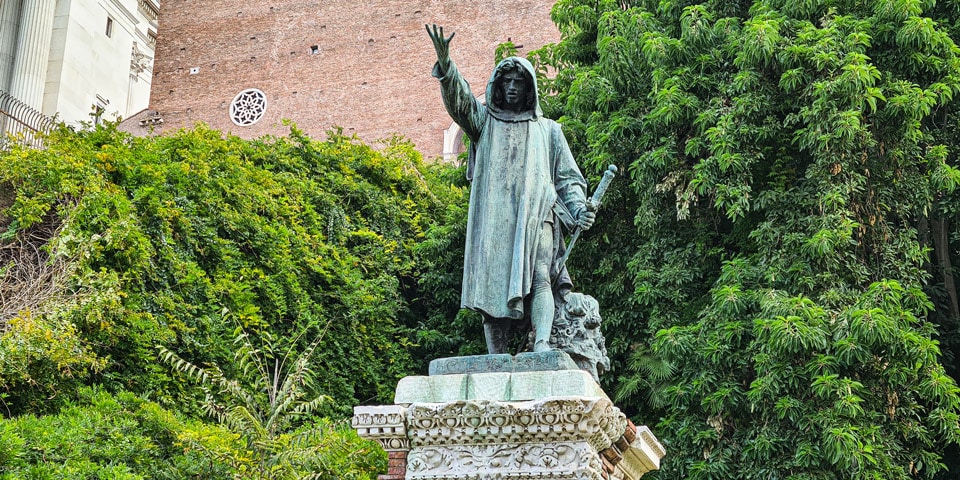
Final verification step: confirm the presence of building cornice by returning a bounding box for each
[134,27,156,52]
[137,0,158,22]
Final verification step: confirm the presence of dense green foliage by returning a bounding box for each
[0,386,375,479]
[536,0,960,477]
[0,387,227,479]
[7,0,960,475]
[0,122,457,476]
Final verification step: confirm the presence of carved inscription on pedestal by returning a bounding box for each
[428,351,580,376]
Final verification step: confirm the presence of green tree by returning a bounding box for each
[540,0,960,477]
[0,122,455,415]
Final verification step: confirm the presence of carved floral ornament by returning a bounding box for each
[130,42,152,75]
[406,442,604,479]
[229,88,268,126]
[351,405,409,451]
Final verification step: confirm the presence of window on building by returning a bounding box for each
[230,88,268,126]
[106,17,114,37]
[93,95,110,125]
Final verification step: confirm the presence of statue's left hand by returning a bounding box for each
[578,210,596,230]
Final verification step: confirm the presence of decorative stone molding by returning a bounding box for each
[406,398,626,453]
[353,356,664,479]
[407,442,604,480]
[613,426,666,480]
[352,405,410,451]
[137,0,159,23]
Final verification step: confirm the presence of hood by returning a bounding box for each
[485,56,542,122]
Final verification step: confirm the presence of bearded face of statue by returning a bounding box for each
[496,68,532,112]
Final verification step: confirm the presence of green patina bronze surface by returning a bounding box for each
[428,351,580,376]
[427,25,595,355]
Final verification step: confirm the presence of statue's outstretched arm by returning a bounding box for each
[426,24,455,76]
[425,24,483,142]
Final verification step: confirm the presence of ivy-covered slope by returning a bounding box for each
[0,122,457,416]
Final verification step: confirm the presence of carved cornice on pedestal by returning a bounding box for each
[353,361,664,479]
[406,397,626,453]
[613,425,666,480]
[352,405,410,451]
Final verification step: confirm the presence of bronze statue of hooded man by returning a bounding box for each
[427,25,596,355]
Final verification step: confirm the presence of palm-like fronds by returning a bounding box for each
[157,322,373,479]
[614,346,676,409]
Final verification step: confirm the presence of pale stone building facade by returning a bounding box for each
[0,0,158,137]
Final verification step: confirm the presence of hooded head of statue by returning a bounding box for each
[487,57,542,121]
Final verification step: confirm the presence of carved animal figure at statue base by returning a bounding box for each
[545,292,610,382]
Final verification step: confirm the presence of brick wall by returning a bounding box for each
[134,0,559,159]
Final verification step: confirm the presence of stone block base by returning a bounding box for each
[353,354,664,480]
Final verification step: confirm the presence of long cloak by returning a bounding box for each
[433,56,588,320]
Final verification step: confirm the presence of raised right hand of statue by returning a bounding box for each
[426,24,454,74]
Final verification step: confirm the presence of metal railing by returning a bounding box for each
[0,90,55,149]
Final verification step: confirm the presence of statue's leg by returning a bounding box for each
[483,316,511,354]
[531,224,555,352]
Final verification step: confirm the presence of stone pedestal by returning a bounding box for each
[353,352,664,480]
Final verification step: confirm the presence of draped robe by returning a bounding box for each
[433,56,588,320]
